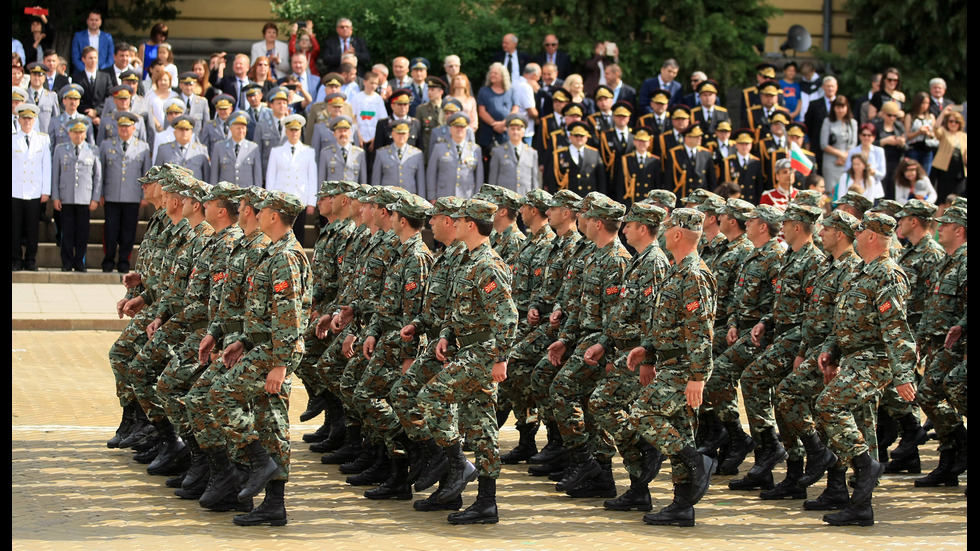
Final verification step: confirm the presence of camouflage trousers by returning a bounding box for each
[740,330,805,460]
[500,319,551,426]
[589,349,644,475]
[814,350,889,463]
[918,342,965,448]
[155,326,208,437]
[107,309,152,407]
[529,330,569,425]
[944,360,967,417]
[416,340,501,478]
[704,328,763,424]
[293,316,331,398]
[354,330,416,455]
[185,356,238,459]
[627,361,699,484]
[130,317,187,423]
[550,332,617,460]
[315,325,362,429]
[208,344,291,480]
[391,337,456,442]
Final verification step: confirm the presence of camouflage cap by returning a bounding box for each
[681,188,721,206]
[389,194,433,219]
[721,198,756,221]
[244,185,269,206]
[361,186,385,204]
[644,190,677,210]
[523,188,553,211]
[348,183,372,201]
[163,163,193,177]
[934,205,967,228]
[329,180,360,197]
[450,198,497,223]
[475,183,503,201]
[137,166,165,184]
[835,191,873,213]
[951,197,967,207]
[206,181,245,202]
[180,181,213,203]
[160,173,189,193]
[821,209,860,239]
[493,187,524,211]
[896,198,938,220]
[793,190,823,208]
[586,195,627,221]
[698,196,727,215]
[623,202,668,226]
[782,203,823,225]
[255,190,306,217]
[426,196,464,216]
[663,207,705,231]
[375,186,409,206]
[316,181,337,198]
[870,199,903,218]
[548,189,583,210]
[856,211,897,236]
[581,192,609,215]
[750,204,784,227]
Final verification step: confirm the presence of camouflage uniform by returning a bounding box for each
[490,223,526,270]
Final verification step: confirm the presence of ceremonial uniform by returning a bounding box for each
[318,142,368,186]
[372,144,426,195]
[100,135,152,271]
[488,141,539,195]
[427,139,484,200]
[210,137,263,187]
[12,122,51,270]
[52,139,102,270]
[156,140,211,181]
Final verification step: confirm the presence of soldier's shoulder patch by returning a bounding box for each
[644,286,654,297]
[483,280,498,294]
[605,286,619,296]
[534,267,543,276]
[274,280,290,293]
[405,281,418,292]
[686,300,700,312]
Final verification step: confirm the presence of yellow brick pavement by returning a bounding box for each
[12,331,968,550]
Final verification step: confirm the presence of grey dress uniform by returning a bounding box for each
[177,93,211,134]
[200,116,232,156]
[99,136,152,271]
[52,140,102,269]
[317,142,367,185]
[210,137,263,187]
[48,113,95,151]
[97,113,148,145]
[488,141,539,195]
[254,115,288,176]
[26,86,60,134]
[426,139,484,200]
[372,143,426,195]
[427,125,475,161]
[310,122,361,163]
[155,140,211,181]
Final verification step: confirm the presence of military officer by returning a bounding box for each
[151,99,189,164]
[317,115,367,186]
[587,85,617,134]
[25,62,60,133]
[176,71,211,133]
[488,114,538,195]
[373,121,426,195]
[254,87,291,175]
[598,101,636,182]
[415,76,448,158]
[636,89,672,152]
[311,93,362,161]
[655,105,690,161]
[427,98,475,161]
[375,89,421,149]
[48,84,95,151]
[746,80,790,142]
[200,94,236,155]
[691,80,729,141]
[100,110,152,272]
[266,113,317,244]
[52,118,102,271]
[427,112,484,201]
[97,85,148,144]
[723,128,765,203]
[209,110,262,187]
[666,125,716,198]
[156,115,211,181]
[615,127,662,206]
[552,121,606,195]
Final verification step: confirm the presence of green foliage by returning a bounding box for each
[110,0,183,32]
[816,0,966,103]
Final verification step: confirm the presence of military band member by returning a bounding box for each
[52,118,102,271]
[615,127,662,206]
[488,114,538,195]
[690,80,729,142]
[210,110,263,187]
[318,115,368,185]
[100,110,152,272]
[427,113,484,200]
[587,85,617,135]
[723,128,765,203]
[373,121,426,195]
[599,101,635,182]
[667,125,716,198]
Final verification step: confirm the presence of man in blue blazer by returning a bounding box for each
[637,59,683,115]
[71,10,114,74]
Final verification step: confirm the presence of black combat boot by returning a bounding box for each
[107,403,136,448]
[718,421,754,475]
[887,412,926,464]
[637,439,664,483]
[751,426,788,474]
[118,407,155,448]
[604,475,653,511]
[642,484,695,527]
[823,496,874,526]
[175,436,210,499]
[299,390,328,422]
[728,449,775,491]
[803,465,849,510]
[147,421,189,476]
[798,431,837,487]
[447,476,498,525]
[414,440,450,492]
[364,455,412,500]
[200,451,245,509]
[849,451,884,505]
[346,445,392,486]
[556,447,601,492]
[759,459,806,500]
[322,426,363,464]
[876,409,900,457]
[914,447,959,487]
[303,422,332,445]
[677,446,715,504]
[528,422,566,464]
[696,410,729,457]
[234,480,287,526]
[565,460,617,498]
[948,424,969,477]
[237,440,280,502]
[413,474,463,512]
[338,439,377,473]
[501,422,539,464]
[435,442,477,503]
[496,407,511,429]
[321,391,347,452]
[527,453,570,477]
[165,472,186,489]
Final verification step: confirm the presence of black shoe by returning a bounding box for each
[803,467,849,510]
[849,452,884,505]
[234,480,287,526]
[949,424,969,476]
[322,427,363,465]
[447,477,498,525]
[527,454,570,477]
[604,475,652,511]
[119,409,154,449]
[914,448,960,487]
[346,447,391,486]
[696,410,729,456]
[528,422,565,464]
[718,422,754,475]
[799,431,837,487]
[200,455,247,510]
[413,492,463,511]
[238,440,280,502]
[364,456,412,500]
[299,391,329,423]
[760,459,806,500]
[339,441,378,474]
[823,498,874,526]
[147,423,190,476]
[414,444,450,492]
[556,447,601,492]
[303,422,332,444]
[207,493,254,513]
[547,469,565,482]
[884,450,921,474]
[501,422,539,464]
[435,442,477,504]
[642,485,694,527]
[565,462,617,498]
[75,265,87,272]
[165,472,186,489]
[107,404,136,448]
[133,439,164,464]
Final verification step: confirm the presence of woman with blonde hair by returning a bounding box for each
[449,73,478,132]
[248,56,278,95]
[148,70,177,131]
[562,73,595,114]
[476,62,517,153]
[931,106,967,198]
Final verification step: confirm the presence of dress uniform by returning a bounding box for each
[151,98,192,165]
[706,122,734,181]
[690,80,729,142]
[552,121,606,195]
[373,121,426,195]
[48,84,95,151]
[636,89,672,153]
[209,110,263,187]
[12,104,51,271]
[155,116,211,181]
[615,127,662,206]
[415,77,448,159]
[764,121,815,190]
[740,63,778,127]
[242,83,269,141]
[200,94,236,156]
[746,80,791,142]
[426,113,484,200]
[599,101,636,182]
[533,88,570,163]
[586,85,617,135]
[253,89,290,177]
[488,114,538,195]
[97,85,148,145]
[176,71,211,134]
[375,90,422,149]
[52,118,102,271]
[266,114,317,243]
[666,125,716,198]
[25,62,61,135]
[317,115,367,185]
[655,105,692,161]
[427,98,475,161]
[723,128,766,203]
[99,110,152,272]
[311,93,362,163]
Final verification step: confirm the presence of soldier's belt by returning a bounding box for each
[221,321,244,334]
[455,330,493,349]
[189,320,209,331]
[774,323,798,337]
[248,332,272,345]
[654,348,686,363]
[739,318,760,330]
[380,320,400,334]
[614,338,640,351]
[840,344,886,358]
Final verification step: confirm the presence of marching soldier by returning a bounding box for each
[265,114,317,243]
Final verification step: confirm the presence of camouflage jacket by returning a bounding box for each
[153,219,215,322]
[708,232,753,326]
[641,251,717,380]
[310,217,356,309]
[125,208,168,300]
[512,224,557,312]
[527,229,583,314]
[915,242,967,342]
[599,241,671,352]
[699,232,728,269]
[490,224,526,270]
[325,223,372,312]
[762,240,826,331]
[176,223,243,326]
[554,238,597,324]
[412,241,466,336]
[897,235,945,326]
[366,232,433,357]
[346,229,400,324]
[823,253,916,385]
[797,247,861,356]
[559,237,631,344]
[207,228,273,346]
[140,217,189,305]
[726,237,784,331]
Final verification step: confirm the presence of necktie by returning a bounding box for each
[605,115,611,128]
[291,145,296,156]
[34,91,39,103]
[278,120,283,136]
[397,148,403,160]
[238,80,245,109]
[343,39,349,51]
[456,145,462,160]
[638,154,644,165]
[179,145,186,159]
[342,147,348,163]
[186,97,191,111]
[90,76,95,87]
[235,143,240,157]
[123,141,128,152]
[573,149,580,165]
[25,135,30,148]
[741,157,746,169]
[506,54,513,78]
[514,146,520,162]
[75,145,80,157]
[619,132,625,145]
[706,109,712,124]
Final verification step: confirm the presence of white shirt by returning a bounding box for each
[88,30,101,52]
[511,80,535,137]
[350,91,387,142]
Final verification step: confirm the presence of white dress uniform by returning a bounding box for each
[266,141,317,207]
[12,123,51,268]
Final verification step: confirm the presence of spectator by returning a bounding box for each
[22,11,53,65]
[248,56,278,95]
[251,23,289,80]
[511,64,538,144]
[389,56,411,90]
[372,63,390,99]
[931,106,967,199]
[103,42,137,89]
[12,54,28,88]
[280,75,313,115]
[837,151,882,202]
[492,33,531,87]
[12,39,26,67]
[42,49,68,92]
[780,62,802,121]
[321,17,370,76]
[562,73,594,114]
[137,23,169,79]
[820,95,857,195]
[147,63,176,131]
[449,73,478,132]
[540,62,563,94]
[289,22,320,77]
[894,158,935,204]
[73,46,113,125]
[192,59,219,113]
[71,9,114,74]
[476,62,518,155]
[210,53,253,110]
[637,58,681,114]
[796,61,821,111]
[803,76,837,168]
[339,60,361,99]
[604,63,636,106]
[156,44,178,86]
[583,41,619,96]
[12,104,50,271]
[681,70,707,108]
[350,70,387,150]
[406,57,429,117]
[867,67,904,121]
[855,73,881,124]
[535,34,573,79]
[844,122,886,192]
[873,101,907,199]
[442,55,461,89]
[905,91,939,174]
[928,77,953,117]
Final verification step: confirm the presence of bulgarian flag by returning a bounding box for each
[789,142,813,176]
